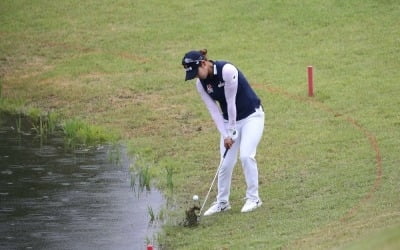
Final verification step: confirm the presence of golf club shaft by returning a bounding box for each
[199,148,229,216]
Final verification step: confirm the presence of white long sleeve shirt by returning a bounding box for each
[196,63,238,138]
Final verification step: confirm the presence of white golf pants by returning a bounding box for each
[217,106,265,203]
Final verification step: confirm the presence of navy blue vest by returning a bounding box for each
[200,61,261,121]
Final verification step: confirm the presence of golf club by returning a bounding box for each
[198,147,229,218]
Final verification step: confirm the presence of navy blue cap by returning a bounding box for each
[182,50,205,81]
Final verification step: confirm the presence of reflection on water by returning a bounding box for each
[0,115,163,250]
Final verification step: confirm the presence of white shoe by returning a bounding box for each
[241,199,262,213]
[203,201,231,216]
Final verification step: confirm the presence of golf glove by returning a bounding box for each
[227,129,238,141]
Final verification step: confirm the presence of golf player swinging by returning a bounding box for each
[182,49,265,215]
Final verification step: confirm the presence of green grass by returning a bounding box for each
[63,118,118,148]
[1,0,399,249]
[343,224,400,250]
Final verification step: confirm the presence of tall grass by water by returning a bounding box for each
[2,110,58,143]
[130,155,153,194]
[63,118,118,148]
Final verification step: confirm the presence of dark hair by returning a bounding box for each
[199,49,208,60]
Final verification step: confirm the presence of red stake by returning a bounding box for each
[308,66,314,97]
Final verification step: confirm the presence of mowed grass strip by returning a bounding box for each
[1,0,399,249]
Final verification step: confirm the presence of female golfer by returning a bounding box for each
[181,49,265,215]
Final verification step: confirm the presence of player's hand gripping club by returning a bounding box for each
[224,129,238,149]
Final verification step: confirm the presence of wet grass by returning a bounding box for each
[138,166,151,192]
[148,206,156,223]
[62,118,118,149]
[107,144,122,165]
[30,111,59,144]
[15,113,21,133]
[1,0,399,249]
[0,105,117,149]
[2,110,58,141]
[165,166,174,193]
[130,156,153,194]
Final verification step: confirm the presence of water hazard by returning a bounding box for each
[0,115,163,249]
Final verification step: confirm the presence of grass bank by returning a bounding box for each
[1,0,399,249]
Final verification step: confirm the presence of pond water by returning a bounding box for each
[0,115,163,250]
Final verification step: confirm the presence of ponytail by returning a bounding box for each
[199,49,208,60]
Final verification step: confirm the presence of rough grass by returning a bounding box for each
[1,0,399,249]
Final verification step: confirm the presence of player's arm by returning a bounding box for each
[222,64,238,139]
[196,80,229,139]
